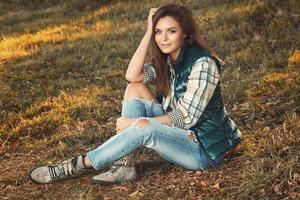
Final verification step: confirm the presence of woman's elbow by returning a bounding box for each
[125,74,136,83]
[125,73,131,82]
[125,73,143,83]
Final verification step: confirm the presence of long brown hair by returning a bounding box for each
[150,3,224,97]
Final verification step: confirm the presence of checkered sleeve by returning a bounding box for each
[142,63,156,85]
[167,57,220,129]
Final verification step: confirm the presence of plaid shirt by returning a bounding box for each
[143,57,220,130]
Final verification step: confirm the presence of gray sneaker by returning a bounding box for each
[91,155,137,185]
[91,165,137,185]
[28,155,93,184]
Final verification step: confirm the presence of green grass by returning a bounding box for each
[0,0,299,199]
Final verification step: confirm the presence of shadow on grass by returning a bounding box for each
[0,0,121,37]
[137,160,174,175]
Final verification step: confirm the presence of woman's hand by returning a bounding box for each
[147,8,158,32]
[116,117,137,133]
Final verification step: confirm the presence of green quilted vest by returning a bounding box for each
[170,42,242,165]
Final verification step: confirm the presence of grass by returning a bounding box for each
[0,0,299,199]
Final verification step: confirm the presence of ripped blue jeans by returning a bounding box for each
[87,99,222,171]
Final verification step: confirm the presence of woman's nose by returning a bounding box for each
[162,32,168,41]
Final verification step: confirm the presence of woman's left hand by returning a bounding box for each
[116,117,137,133]
[147,8,158,32]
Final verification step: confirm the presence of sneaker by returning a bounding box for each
[91,155,137,185]
[28,155,93,184]
[91,165,137,185]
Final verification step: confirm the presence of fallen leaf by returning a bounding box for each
[58,141,66,149]
[211,183,220,190]
[5,185,17,190]
[273,183,283,195]
[115,186,130,192]
[195,171,203,176]
[88,119,98,126]
[239,102,250,110]
[129,190,139,197]
[293,173,300,182]
[9,142,19,148]
[196,181,208,188]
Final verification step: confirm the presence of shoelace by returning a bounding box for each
[107,156,133,173]
[107,165,119,173]
[48,159,74,180]
[49,165,66,180]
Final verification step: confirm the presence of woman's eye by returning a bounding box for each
[169,30,176,34]
[155,31,161,35]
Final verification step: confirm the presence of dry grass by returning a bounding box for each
[0,0,299,199]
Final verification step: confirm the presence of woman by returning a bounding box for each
[29,3,242,185]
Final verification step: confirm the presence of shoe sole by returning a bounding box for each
[90,177,138,185]
[28,165,79,184]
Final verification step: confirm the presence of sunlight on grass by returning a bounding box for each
[231,1,263,14]
[0,20,112,63]
[0,85,116,152]
[198,0,263,22]
[288,50,300,67]
[264,72,290,82]
[0,0,138,64]
[88,5,110,18]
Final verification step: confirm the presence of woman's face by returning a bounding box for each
[154,16,186,61]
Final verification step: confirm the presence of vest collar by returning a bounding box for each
[167,41,192,71]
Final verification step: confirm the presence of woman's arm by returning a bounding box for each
[153,114,171,125]
[167,57,220,129]
[125,8,157,82]
[125,31,152,82]
[116,114,171,133]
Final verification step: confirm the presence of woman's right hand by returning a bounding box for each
[147,8,158,32]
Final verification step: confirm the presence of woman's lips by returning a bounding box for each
[160,44,171,48]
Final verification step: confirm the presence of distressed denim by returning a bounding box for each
[87,99,224,171]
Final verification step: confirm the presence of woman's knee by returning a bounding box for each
[124,82,155,100]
